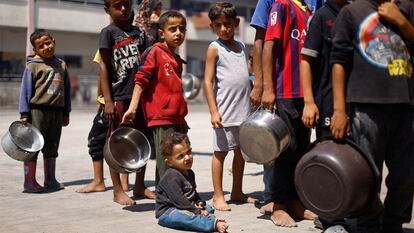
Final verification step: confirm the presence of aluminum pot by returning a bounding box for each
[295,138,381,221]
[182,73,201,100]
[1,121,44,161]
[239,108,290,164]
[104,127,151,174]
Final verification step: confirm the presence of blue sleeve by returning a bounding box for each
[19,68,33,117]
[63,69,71,116]
[250,0,274,29]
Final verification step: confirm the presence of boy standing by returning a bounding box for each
[262,0,316,227]
[122,10,189,185]
[203,1,256,211]
[99,0,153,205]
[330,0,414,232]
[155,132,228,233]
[19,29,71,193]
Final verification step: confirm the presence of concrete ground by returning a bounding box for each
[0,104,413,233]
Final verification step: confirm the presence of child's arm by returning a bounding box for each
[330,63,348,140]
[378,0,414,41]
[99,48,116,121]
[250,27,266,107]
[19,68,34,125]
[262,39,277,109]
[203,44,222,128]
[122,84,143,124]
[300,56,319,128]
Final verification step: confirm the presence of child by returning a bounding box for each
[330,0,414,232]
[19,29,71,193]
[156,132,228,233]
[203,1,256,211]
[261,0,317,227]
[122,10,189,185]
[300,0,349,231]
[99,0,154,205]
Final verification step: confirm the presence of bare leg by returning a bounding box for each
[121,173,129,192]
[290,200,316,220]
[132,165,155,199]
[76,160,106,193]
[110,168,135,205]
[212,151,231,211]
[230,149,257,204]
[271,203,297,227]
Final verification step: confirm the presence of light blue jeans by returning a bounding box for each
[158,205,216,232]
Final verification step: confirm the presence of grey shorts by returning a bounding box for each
[213,126,240,152]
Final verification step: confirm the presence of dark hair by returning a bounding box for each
[158,10,186,29]
[208,1,237,21]
[104,0,110,7]
[161,132,190,158]
[30,29,52,48]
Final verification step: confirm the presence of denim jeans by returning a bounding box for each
[158,205,216,232]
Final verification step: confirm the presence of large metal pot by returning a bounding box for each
[182,73,201,100]
[239,108,290,164]
[1,121,44,161]
[295,138,381,221]
[104,127,151,174]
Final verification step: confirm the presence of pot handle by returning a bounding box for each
[308,136,381,189]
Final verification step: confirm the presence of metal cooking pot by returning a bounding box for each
[295,137,381,221]
[182,73,201,100]
[1,121,44,161]
[104,127,151,174]
[239,108,290,164]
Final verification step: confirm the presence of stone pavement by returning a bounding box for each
[0,104,413,233]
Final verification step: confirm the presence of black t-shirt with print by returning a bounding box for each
[99,23,147,100]
[301,0,343,127]
[331,0,414,105]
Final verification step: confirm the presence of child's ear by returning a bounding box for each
[157,28,164,40]
[164,158,171,166]
[235,17,240,27]
[104,6,109,14]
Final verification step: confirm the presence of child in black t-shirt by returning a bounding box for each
[330,0,414,232]
[156,133,228,233]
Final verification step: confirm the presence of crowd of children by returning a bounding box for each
[16,0,414,232]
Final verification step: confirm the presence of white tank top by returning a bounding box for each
[211,39,251,127]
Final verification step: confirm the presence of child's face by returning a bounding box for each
[210,14,239,41]
[105,0,132,25]
[33,35,55,59]
[165,141,193,175]
[159,17,186,51]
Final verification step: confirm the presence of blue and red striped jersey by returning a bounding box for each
[265,0,311,99]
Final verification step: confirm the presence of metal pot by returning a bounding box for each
[295,138,381,221]
[239,108,290,164]
[104,127,151,174]
[182,73,201,100]
[1,121,44,161]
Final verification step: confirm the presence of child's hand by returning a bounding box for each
[250,86,263,107]
[211,112,223,128]
[378,0,405,27]
[330,110,349,140]
[200,210,209,216]
[104,101,116,121]
[122,109,136,125]
[261,88,276,110]
[20,117,29,125]
[62,116,70,127]
[302,102,320,128]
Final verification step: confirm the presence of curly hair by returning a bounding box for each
[160,132,190,158]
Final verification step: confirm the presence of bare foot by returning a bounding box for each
[121,174,129,192]
[260,202,274,215]
[290,200,316,220]
[215,218,229,233]
[133,187,155,199]
[270,203,297,227]
[213,196,231,211]
[113,190,136,206]
[230,192,257,204]
[76,181,106,193]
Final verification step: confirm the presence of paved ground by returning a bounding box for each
[0,104,413,233]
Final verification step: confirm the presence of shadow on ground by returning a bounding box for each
[123,202,155,212]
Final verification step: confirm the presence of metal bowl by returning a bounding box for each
[182,73,201,100]
[1,121,44,161]
[104,127,151,174]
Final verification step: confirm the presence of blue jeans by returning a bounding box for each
[158,205,216,232]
